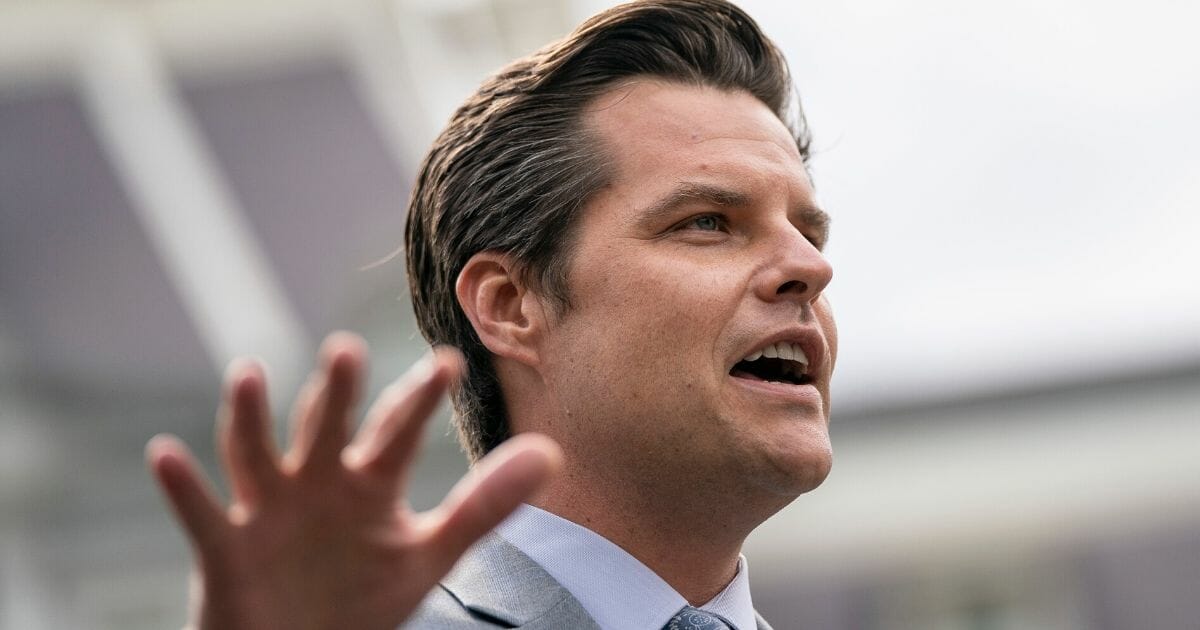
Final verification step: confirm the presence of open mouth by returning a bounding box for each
[729,342,813,386]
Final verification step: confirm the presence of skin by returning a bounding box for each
[462,80,838,605]
[146,335,561,630]
[150,80,836,627]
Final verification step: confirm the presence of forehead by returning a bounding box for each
[584,80,810,195]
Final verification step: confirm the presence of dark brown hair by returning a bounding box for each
[405,0,811,461]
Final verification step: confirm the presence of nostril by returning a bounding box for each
[776,280,807,295]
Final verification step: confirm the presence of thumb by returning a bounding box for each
[425,433,562,561]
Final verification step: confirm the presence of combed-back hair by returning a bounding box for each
[405,0,811,461]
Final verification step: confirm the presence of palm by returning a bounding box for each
[147,333,559,630]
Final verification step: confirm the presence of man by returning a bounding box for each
[147,1,836,628]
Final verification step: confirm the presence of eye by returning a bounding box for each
[683,214,726,232]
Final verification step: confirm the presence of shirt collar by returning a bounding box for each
[495,504,756,630]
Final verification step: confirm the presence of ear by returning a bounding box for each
[455,252,544,367]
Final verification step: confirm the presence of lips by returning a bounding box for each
[728,329,825,388]
[731,341,810,385]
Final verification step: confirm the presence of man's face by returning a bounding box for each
[537,80,837,504]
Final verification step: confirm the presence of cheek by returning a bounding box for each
[561,241,753,391]
[576,258,736,353]
[815,296,838,369]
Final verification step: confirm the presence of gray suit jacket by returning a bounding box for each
[404,534,775,629]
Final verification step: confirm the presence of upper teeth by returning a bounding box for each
[744,342,808,368]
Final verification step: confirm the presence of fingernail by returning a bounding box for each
[248,355,269,381]
[223,358,252,387]
[409,350,437,384]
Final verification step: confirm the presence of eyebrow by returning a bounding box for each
[637,182,750,225]
[636,181,832,244]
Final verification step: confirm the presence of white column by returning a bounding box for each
[76,10,311,395]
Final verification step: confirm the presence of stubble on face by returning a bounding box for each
[531,79,837,521]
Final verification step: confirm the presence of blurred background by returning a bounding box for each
[1,0,1197,628]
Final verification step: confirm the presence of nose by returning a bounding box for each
[754,226,833,304]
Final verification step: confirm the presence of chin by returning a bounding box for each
[755,434,833,498]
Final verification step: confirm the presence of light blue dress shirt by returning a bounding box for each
[495,504,756,630]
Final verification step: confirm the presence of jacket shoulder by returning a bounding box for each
[401,533,598,629]
[402,584,510,629]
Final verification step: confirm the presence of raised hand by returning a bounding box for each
[146,332,561,630]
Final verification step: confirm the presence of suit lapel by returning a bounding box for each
[442,533,772,630]
[440,533,600,629]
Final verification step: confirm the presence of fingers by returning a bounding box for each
[146,434,230,556]
[345,348,462,484]
[425,434,562,561]
[218,359,281,507]
[289,332,367,475]
[284,371,321,470]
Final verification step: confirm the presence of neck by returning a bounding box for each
[531,461,768,605]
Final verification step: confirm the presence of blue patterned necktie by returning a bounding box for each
[663,606,734,630]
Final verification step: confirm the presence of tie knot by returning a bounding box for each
[664,606,734,630]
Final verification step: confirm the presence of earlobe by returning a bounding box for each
[455,252,542,367]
